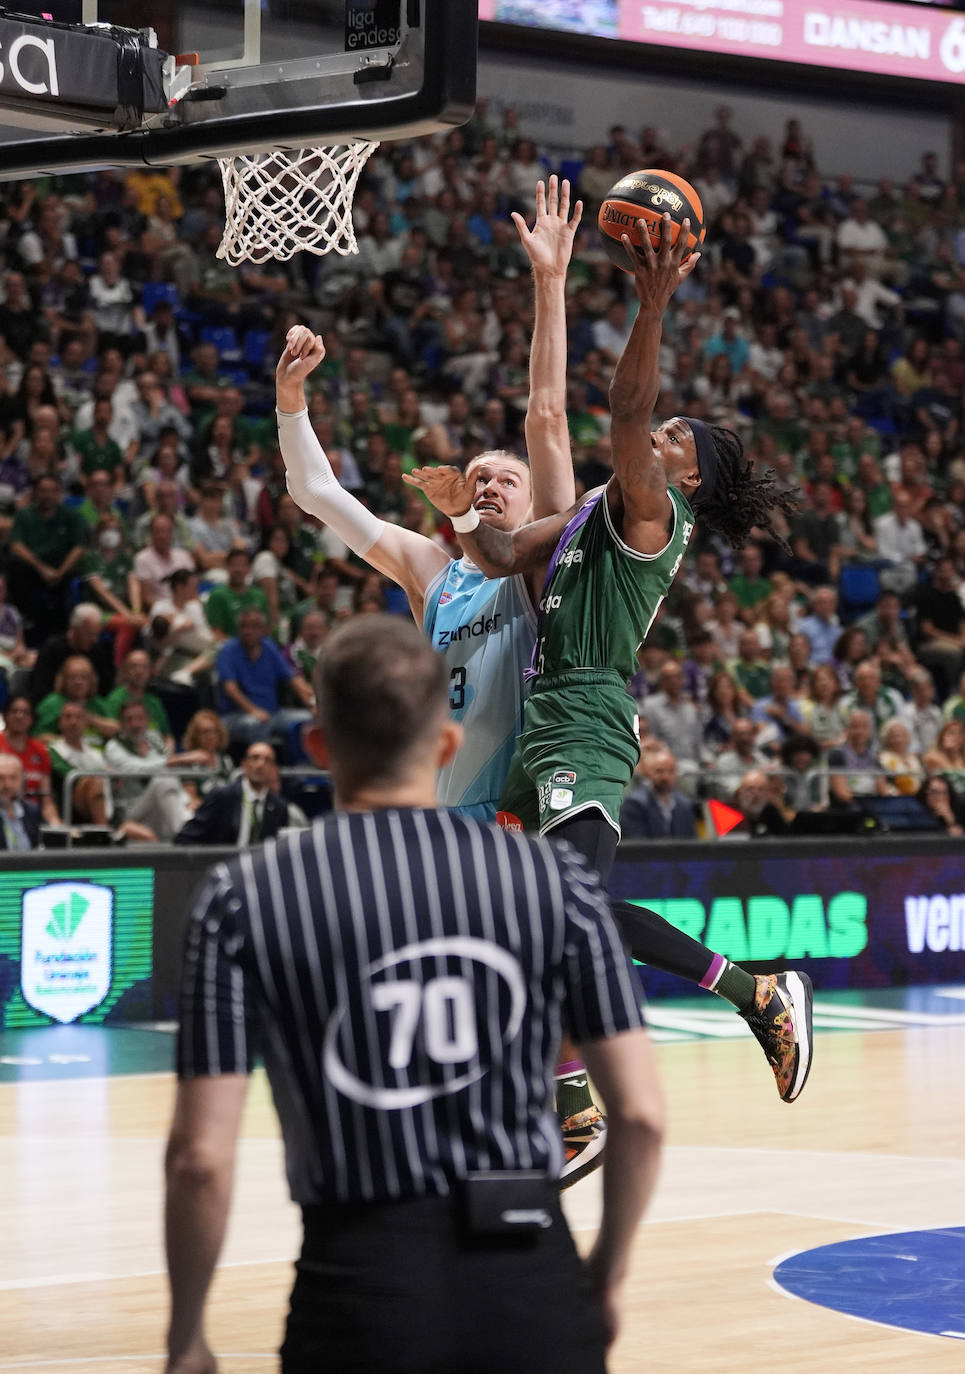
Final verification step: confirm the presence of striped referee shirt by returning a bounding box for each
[177,807,645,1205]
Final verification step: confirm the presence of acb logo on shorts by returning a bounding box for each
[552,771,577,786]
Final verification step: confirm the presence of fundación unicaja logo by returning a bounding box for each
[20,881,113,1024]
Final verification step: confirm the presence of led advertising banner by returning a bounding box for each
[0,868,153,1027]
[482,0,965,85]
[610,847,965,997]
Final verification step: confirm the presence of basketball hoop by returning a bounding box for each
[216,140,380,266]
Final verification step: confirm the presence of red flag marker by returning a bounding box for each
[708,798,744,837]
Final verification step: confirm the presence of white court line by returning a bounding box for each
[0,1357,273,1370]
[0,1254,295,1292]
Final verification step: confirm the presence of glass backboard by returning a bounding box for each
[0,1,476,173]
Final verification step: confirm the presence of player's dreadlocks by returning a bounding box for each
[693,425,800,551]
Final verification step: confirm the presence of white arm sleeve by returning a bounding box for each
[276,406,384,557]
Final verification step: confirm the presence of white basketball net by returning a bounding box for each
[217,140,380,266]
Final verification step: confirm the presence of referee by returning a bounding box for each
[164,616,664,1374]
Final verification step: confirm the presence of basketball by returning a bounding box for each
[598,169,706,271]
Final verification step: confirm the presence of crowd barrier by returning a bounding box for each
[1,834,963,1029]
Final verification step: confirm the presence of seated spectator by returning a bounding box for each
[681,630,719,707]
[35,655,117,742]
[48,701,112,827]
[287,609,329,679]
[915,556,965,698]
[731,629,771,704]
[800,663,847,752]
[102,699,204,841]
[779,734,822,813]
[827,709,887,805]
[205,547,271,641]
[700,669,743,761]
[180,710,233,804]
[840,658,906,739]
[831,625,871,692]
[187,482,246,578]
[712,717,770,796]
[789,480,841,579]
[786,632,813,693]
[873,489,925,596]
[134,512,196,611]
[103,648,172,744]
[6,473,88,644]
[252,526,302,638]
[83,514,148,667]
[878,717,924,796]
[69,397,125,486]
[133,473,193,550]
[0,695,60,825]
[923,718,965,802]
[729,769,788,836]
[0,569,35,677]
[149,569,215,685]
[620,747,696,840]
[216,608,314,756]
[0,754,41,851]
[174,741,290,845]
[856,590,910,654]
[900,667,942,754]
[752,591,793,663]
[751,664,807,750]
[707,590,742,661]
[917,774,964,836]
[29,602,115,703]
[835,485,879,564]
[641,659,702,783]
[728,544,771,623]
[797,586,841,666]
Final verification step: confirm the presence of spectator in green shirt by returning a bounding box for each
[35,654,117,741]
[204,547,271,640]
[70,397,125,483]
[77,468,129,531]
[103,648,173,748]
[7,474,88,645]
[732,629,773,705]
[729,544,772,623]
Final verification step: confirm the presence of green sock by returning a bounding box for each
[555,1065,594,1120]
[713,961,758,1012]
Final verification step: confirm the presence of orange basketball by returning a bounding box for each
[598,168,706,272]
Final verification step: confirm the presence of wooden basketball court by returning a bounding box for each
[2,986,964,1373]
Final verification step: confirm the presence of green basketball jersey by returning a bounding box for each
[533,485,695,683]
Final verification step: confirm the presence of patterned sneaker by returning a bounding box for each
[559,1106,607,1189]
[739,971,814,1103]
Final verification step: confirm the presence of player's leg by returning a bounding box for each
[540,796,814,1105]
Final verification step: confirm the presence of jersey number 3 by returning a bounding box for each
[449,665,467,710]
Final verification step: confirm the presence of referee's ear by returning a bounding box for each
[302,723,330,769]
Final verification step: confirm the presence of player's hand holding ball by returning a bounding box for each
[597,168,705,268]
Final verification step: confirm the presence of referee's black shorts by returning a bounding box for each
[281,1192,608,1373]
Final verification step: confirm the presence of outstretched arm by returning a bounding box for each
[276,328,449,614]
[608,216,700,550]
[515,177,582,520]
[402,464,581,578]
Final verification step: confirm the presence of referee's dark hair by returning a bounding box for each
[310,614,460,794]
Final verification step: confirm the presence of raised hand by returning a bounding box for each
[402,465,475,517]
[276,325,326,386]
[511,176,583,278]
[620,213,700,316]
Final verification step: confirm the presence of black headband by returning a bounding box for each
[681,416,718,509]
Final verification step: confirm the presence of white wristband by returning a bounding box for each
[450,506,480,533]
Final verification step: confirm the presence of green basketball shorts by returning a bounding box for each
[498,672,640,837]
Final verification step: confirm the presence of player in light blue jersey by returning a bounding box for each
[276,178,581,820]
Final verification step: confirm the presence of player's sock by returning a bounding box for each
[609,899,756,1009]
[700,954,757,1011]
[555,1059,594,1118]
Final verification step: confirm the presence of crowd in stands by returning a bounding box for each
[1,97,965,846]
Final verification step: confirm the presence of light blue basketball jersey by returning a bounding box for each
[423,559,537,819]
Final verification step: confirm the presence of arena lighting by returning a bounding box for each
[481,0,965,85]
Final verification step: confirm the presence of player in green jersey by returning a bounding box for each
[406,214,812,1106]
